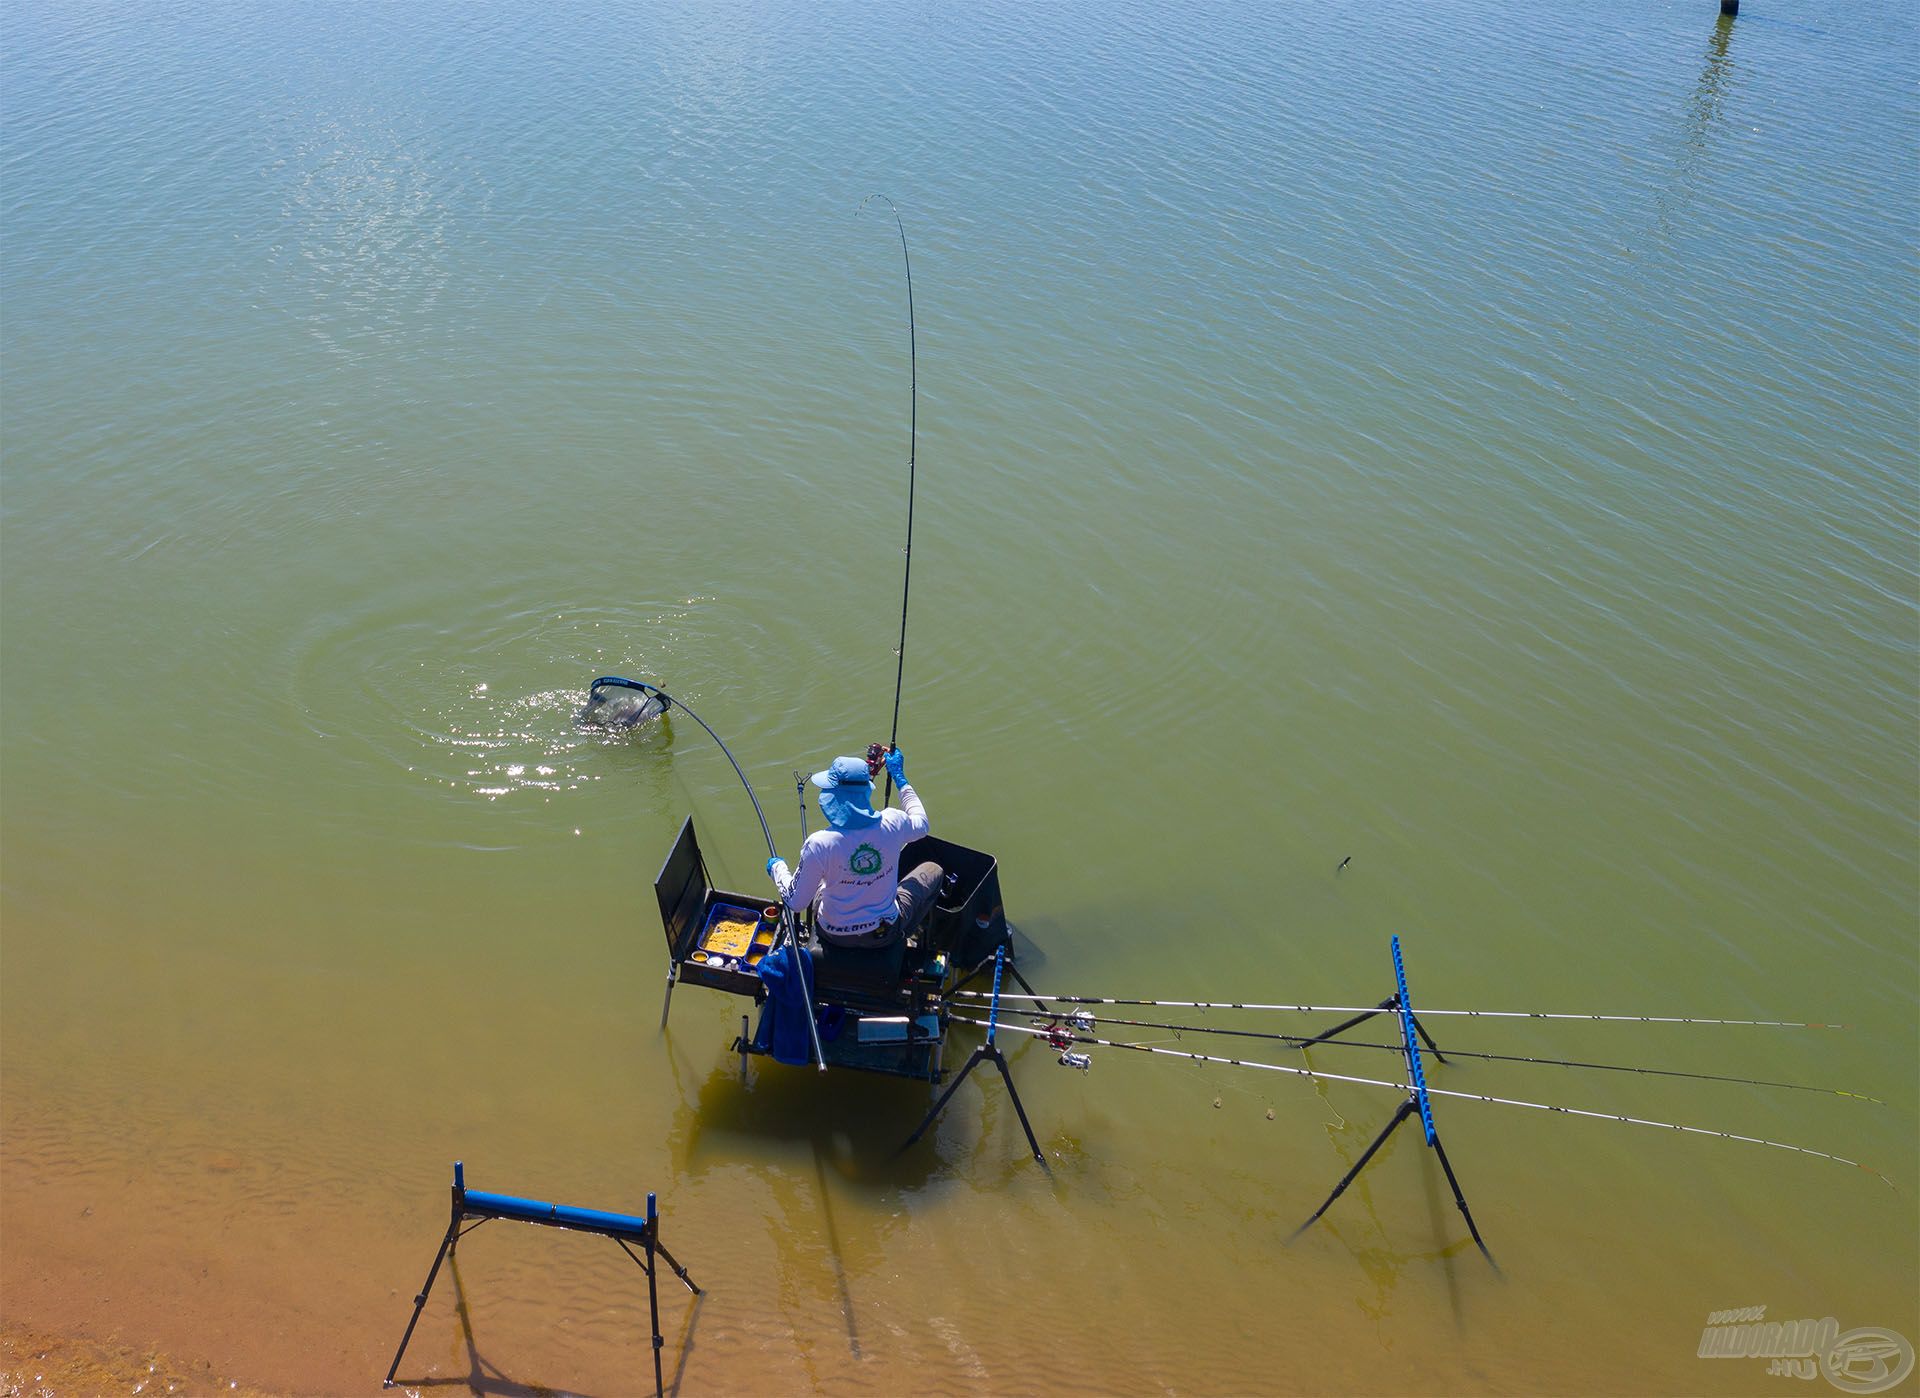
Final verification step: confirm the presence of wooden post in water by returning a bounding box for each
[1720,0,1737,16]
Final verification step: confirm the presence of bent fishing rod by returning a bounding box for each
[591,677,826,1070]
[952,1015,1892,1184]
[953,990,1846,1029]
[860,194,915,806]
[1005,1008,1881,1102]
[592,679,775,854]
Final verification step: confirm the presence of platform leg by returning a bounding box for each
[1286,1097,1417,1244]
[383,1219,459,1387]
[659,964,678,1032]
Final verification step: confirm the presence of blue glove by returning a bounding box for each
[883,746,907,786]
[766,855,783,879]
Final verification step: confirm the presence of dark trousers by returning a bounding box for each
[819,862,944,948]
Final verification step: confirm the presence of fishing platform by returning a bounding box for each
[653,815,1032,1082]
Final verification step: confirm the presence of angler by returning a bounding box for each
[766,746,942,950]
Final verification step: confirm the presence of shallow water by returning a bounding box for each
[3,0,1916,1392]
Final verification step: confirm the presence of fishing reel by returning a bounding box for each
[864,742,894,779]
[1038,1013,1094,1070]
[1033,1011,1094,1039]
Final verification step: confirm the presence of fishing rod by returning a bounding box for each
[859,193,915,806]
[1015,1009,1882,1102]
[955,990,1846,1029]
[597,678,826,1071]
[593,679,775,855]
[953,1015,1891,1183]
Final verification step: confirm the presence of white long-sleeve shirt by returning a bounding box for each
[770,783,930,934]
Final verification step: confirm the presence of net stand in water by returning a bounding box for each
[1286,936,1497,1269]
[382,1162,702,1396]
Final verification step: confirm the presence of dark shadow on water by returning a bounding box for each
[812,1141,863,1359]
[1653,16,1738,243]
[388,1249,603,1398]
[671,1046,951,1192]
[666,1291,704,1398]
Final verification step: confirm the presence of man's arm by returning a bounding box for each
[896,782,929,837]
[771,834,829,911]
[885,747,929,836]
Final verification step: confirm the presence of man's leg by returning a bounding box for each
[893,862,945,937]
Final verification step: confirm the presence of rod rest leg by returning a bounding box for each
[1002,960,1053,1017]
[901,1043,1046,1167]
[1429,1130,1497,1270]
[986,1045,1047,1166]
[1286,1098,1417,1244]
[948,952,999,997]
[1411,1013,1447,1063]
[1297,997,1397,1049]
[652,1238,702,1294]
[383,1218,460,1387]
[904,1045,989,1148]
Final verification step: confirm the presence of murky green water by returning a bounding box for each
[4,1,1916,1392]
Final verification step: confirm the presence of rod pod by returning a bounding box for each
[1286,937,1496,1268]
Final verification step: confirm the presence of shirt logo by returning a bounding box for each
[848,843,882,876]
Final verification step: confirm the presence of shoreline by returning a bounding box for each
[0,1322,272,1398]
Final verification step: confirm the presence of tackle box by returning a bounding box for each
[654,818,774,998]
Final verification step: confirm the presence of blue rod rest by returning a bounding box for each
[1391,935,1436,1147]
[462,1189,656,1240]
[986,945,1006,1047]
[384,1162,700,1395]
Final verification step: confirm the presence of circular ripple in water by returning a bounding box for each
[279,580,779,804]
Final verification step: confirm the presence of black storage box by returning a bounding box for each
[902,834,1008,968]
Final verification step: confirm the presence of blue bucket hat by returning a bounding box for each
[812,755,880,830]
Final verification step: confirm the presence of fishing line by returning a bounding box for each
[957,990,1845,1029]
[593,679,775,857]
[1017,1011,1880,1102]
[859,194,915,806]
[596,679,828,1070]
[955,1016,1890,1183]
